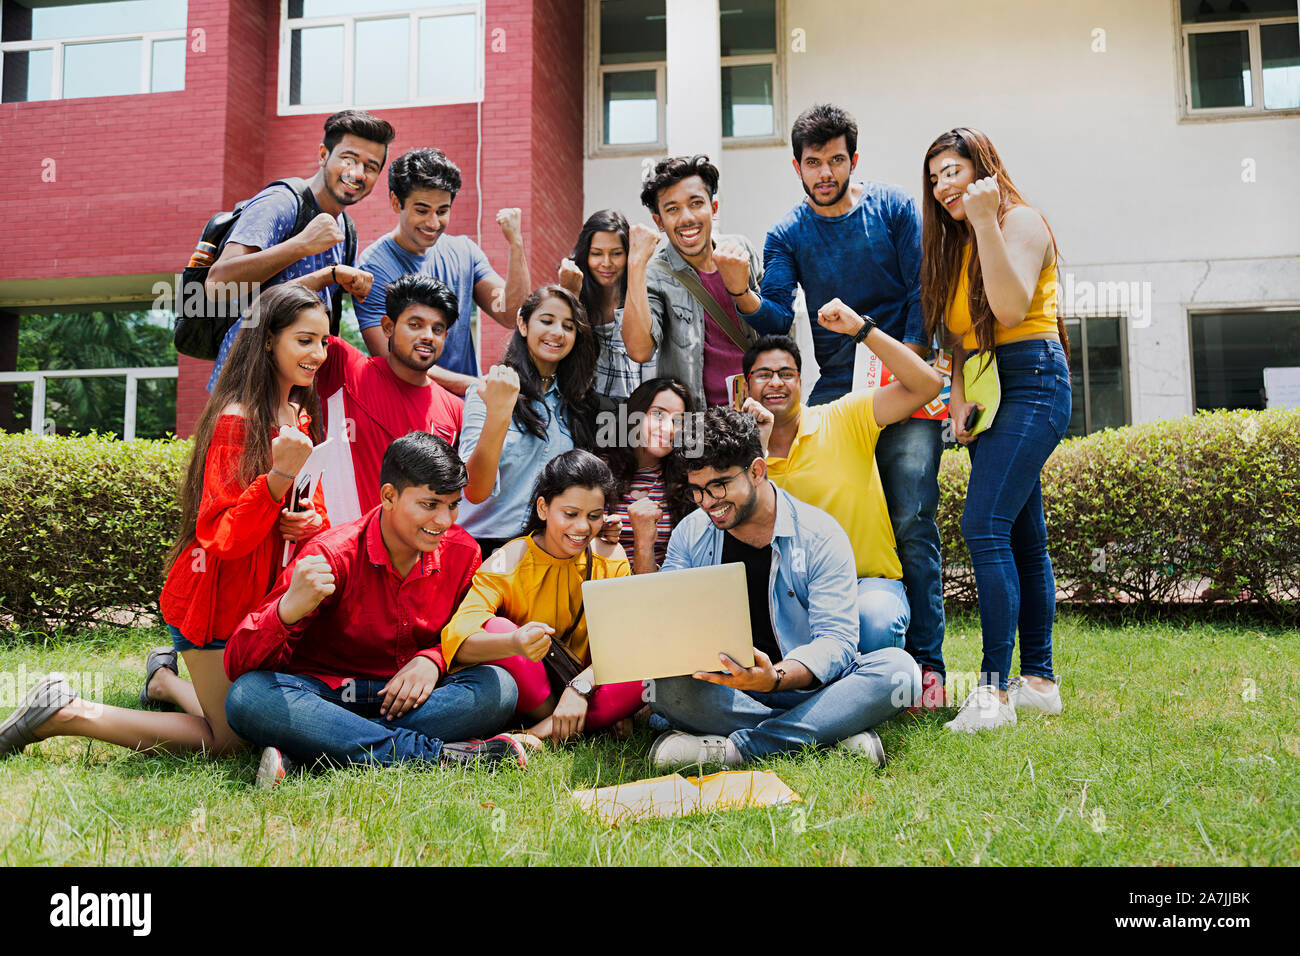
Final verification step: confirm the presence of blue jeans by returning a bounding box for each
[962,339,1071,691]
[224,665,518,767]
[857,577,909,654]
[650,648,921,761]
[874,416,947,678]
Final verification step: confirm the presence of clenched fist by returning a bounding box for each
[297,213,345,256]
[497,207,524,245]
[962,176,1001,228]
[628,223,660,266]
[477,364,521,419]
[271,424,314,478]
[513,621,555,662]
[277,553,336,625]
[557,257,585,295]
[713,241,751,296]
[332,264,373,302]
[816,298,868,338]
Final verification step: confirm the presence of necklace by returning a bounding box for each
[540,373,556,390]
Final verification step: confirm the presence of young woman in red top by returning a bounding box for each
[1,284,330,761]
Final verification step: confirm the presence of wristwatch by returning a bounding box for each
[852,315,877,344]
[567,677,594,699]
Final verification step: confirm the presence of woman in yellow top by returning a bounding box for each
[922,128,1072,732]
[443,449,644,743]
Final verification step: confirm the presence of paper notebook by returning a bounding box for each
[961,352,1001,436]
[572,770,801,826]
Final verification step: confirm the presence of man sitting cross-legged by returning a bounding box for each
[224,432,526,787]
[647,407,921,769]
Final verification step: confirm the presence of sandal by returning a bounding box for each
[139,646,179,709]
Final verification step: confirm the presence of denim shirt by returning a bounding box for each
[456,379,574,539]
[642,233,764,408]
[661,483,859,685]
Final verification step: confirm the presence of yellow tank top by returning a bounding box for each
[945,243,1059,351]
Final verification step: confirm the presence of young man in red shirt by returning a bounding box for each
[314,273,465,525]
[224,432,526,786]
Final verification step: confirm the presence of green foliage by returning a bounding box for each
[939,408,1300,613]
[0,431,190,631]
[13,311,177,440]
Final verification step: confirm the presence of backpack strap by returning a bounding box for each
[648,258,755,353]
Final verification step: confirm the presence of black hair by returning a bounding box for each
[502,285,599,448]
[602,377,697,526]
[742,334,802,378]
[639,155,720,216]
[384,273,460,328]
[689,406,764,475]
[522,449,620,537]
[790,103,858,162]
[388,147,463,204]
[323,110,396,159]
[379,431,468,495]
[570,209,630,317]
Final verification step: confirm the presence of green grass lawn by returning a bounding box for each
[1,615,1296,866]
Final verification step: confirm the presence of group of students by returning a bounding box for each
[0,102,1073,783]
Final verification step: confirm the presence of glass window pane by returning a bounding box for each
[150,36,185,92]
[1181,0,1297,24]
[1085,318,1126,431]
[354,16,408,105]
[603,69,657,144]
[1065,321,1086,437]
[1262,22,1300,110]
[62,38,141,98]
[290,24,344,106]
[600,0,665,65]
[1188,30,1252,108]
[16,0,186,41]
[720,0,776,56]
[292,0,465,16]
[722,63,773,137]
[1,48,53,102]
[418,13,477,100]
[1192,310,1300,410]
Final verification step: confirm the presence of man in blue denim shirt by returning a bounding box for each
[648,407,920,768]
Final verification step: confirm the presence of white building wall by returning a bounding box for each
[583,0,1300,424]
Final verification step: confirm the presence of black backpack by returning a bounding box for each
[173,177,357,360]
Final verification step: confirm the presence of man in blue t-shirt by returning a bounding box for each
[353,148,531,396]
[734,104,948,709]
[204,110,395,391]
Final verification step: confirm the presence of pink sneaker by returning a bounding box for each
[910,669,949,712]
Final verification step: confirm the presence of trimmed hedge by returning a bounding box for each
[0,431,189,631]
[939,407,1300,611]
[2,408,1297,631]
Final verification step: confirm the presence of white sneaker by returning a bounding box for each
[648,731,740,769]
[836,730,885,767]
[1008,676,1062,715]
[945,685,1017,733]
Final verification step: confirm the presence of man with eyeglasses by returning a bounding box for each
[741,306,942,663]
[646,406,922,769]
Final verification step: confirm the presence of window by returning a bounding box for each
[279,0,482,114]
[1179,0,1300,117]
[1063,315,1130,437]
[1190,308,1300,410]
[0,0,185,103]
[590,0,782,153]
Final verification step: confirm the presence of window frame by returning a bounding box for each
[0,1,185,103]
[585,0,785,157]
[276,0,484,116]
[1175,1,1300,121]
[1186,304,1300,411]
[1061,312,1131,436]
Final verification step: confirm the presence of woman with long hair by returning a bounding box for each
[458,284,599,558]
[443,450,643,744]
[0,283,330,761]
[558,209,653,403]
[602,377,697,573]
[921,127,1072,732]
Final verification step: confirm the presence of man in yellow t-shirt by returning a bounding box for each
[741,300,941,660]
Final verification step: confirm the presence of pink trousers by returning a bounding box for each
[482,617,643,731]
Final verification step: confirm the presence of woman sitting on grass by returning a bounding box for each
[456,285,599,560]
[0,283,330,761]
[442,450,644,745]
[602,377,697,573]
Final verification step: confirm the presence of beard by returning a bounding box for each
[802,174,850,207]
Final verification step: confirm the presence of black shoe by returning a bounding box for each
[439,734,528,769]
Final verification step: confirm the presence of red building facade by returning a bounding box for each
[0,0,584,436]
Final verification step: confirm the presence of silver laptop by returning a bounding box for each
[583,563,755,685]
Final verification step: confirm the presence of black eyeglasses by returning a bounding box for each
[686,469,746,503]
[748,367,798,385]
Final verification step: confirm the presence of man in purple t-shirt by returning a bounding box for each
[621,154,762,409]
[204,110,396,390]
